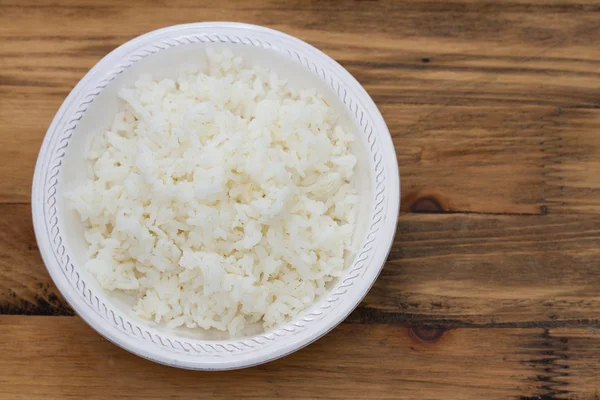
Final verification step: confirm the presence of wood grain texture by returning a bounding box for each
[362,212,600,327]
[3,203,600,327]
[0,204,70,315]
[2,0,600,213]
[2,0,600,399]
[1,316,599,400]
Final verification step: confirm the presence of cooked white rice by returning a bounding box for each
[66,48,358,336]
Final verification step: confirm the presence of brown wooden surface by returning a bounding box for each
[1,0,600,399]
[3,316,600,400]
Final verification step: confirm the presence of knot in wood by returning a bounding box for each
[411,327,447,342]
[409,196,445,213]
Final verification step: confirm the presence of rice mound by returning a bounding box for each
[66,48,359,336]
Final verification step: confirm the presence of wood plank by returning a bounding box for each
[359,212,600,327]
[542,107,600,214]
[0,91,60,204]
[1,1,600,213]
[5,99,598,215]
[4,203,600,326]
[0,316,598,400]
[394,104,552,215]
[0,204,70,315]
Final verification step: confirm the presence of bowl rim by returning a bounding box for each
[32,22,400,370]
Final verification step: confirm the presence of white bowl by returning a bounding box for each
[32,22,399,370]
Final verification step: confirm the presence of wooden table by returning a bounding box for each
[2,1,600,399]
